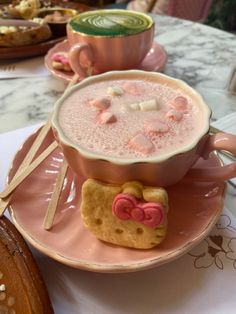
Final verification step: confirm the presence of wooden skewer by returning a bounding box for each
[0,72,80,228]
[0,141,58,199]
[0,197,11,217]
[43,160,68,230]
[0,118,52,217]
[0,73,80,218]
[42,73,79,230]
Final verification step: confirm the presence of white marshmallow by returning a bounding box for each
[139,99,159,111]
[107,86,124,96]
[128,102,140,111]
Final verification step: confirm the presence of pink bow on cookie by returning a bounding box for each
[112,194,164,228]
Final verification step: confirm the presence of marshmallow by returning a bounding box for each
[107,86,124,96]
[128,133,154,154]
[122,82,141,95]
[166,109,183,121]
[89,98,111,110]
[128,102,140,111]
[170,96,188,111]
[100,111,117,124]
[139,99,159,111]
[145,120,169,134]
[128,99,159,112]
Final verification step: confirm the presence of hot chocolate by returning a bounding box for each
[53,71,236,187]
[58,77,205,160]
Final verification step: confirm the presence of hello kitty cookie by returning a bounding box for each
[51,52,72,72]
[81,179,168,249]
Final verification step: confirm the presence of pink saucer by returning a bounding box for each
[45,39,168,83]
[8,128,225,273]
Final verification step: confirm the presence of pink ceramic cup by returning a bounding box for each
[67,9,154,78]
[52,70,236,187]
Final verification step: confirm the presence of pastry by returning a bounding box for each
[0,20,51,47]
[0,216,54,313]
[81,179,168,249]
[6,0,41,19]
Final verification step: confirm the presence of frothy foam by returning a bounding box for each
[69,10,152,36]
[58,79,203,159]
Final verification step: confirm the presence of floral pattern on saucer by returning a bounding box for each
[189,214,236,270]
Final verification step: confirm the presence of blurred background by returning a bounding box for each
[63,0,236,33]
[0,0,235,33]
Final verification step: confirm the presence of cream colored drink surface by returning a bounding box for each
[58,79,203,159]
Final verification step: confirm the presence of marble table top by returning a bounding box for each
[0,14,236,134]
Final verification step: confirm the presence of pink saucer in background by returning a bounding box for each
[44,40,168,83]
[8,128,225,273]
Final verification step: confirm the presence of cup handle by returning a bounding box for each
[68,42,94,79]
[186,132,236,182]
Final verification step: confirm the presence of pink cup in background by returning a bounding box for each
[67,10,154,78]
[52,70,236,187]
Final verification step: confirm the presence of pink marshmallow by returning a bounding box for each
[128,133,154,154]
[89,98,111,111]
[99,111,117,124]
[166,109,183,121]
[145,120,169,134]
[170,96,188,111]
[122,82,141,96]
